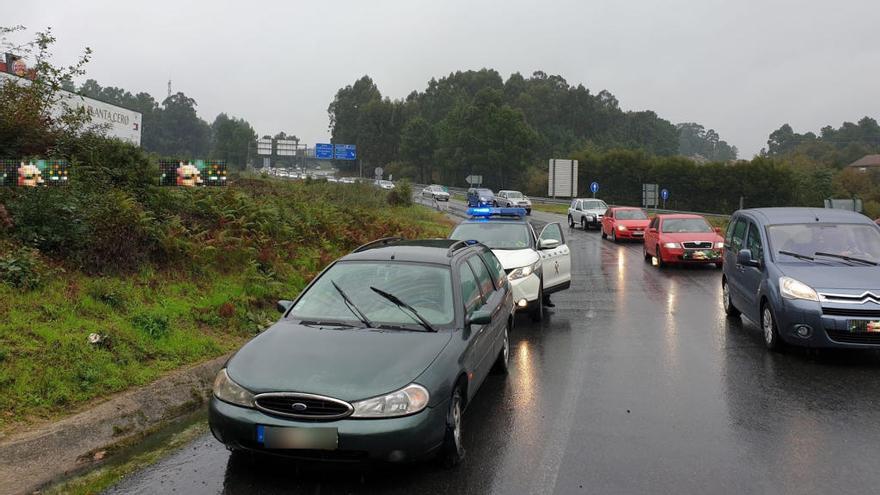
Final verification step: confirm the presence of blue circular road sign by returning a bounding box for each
[590,181,599,194]
[661,188,669,201]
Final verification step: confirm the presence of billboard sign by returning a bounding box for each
[257,138,273,156]
[316,143,333,159]
[275,139,298,156]
[334,144,357,160]
[548,159,578,198]
[1,159,70,187]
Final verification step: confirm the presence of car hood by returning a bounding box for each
[227,321,454,402]
[661,232,722,243]
[778,264,880,292]
[491,248,540,270]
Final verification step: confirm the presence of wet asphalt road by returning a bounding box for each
[106,202,880,495]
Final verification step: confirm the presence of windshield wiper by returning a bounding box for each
[814,252,878,266]
[331,280,374,328]
[779,250,814,261]
[370,286,438,333]
[298,320,360,328]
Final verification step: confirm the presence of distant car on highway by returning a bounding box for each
[209,238,513,466]
[722,208,880,351]
[601,207,650,242]
[643,214,724,268]
[327,177,338,183]
[449,207,570,322]
[466,188,496,207]
[422,184,450,202]
[496,190,532,215]
[376,180,395,190]
[567,198,608,230]
[339,177,356,184]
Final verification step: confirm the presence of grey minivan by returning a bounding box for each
[722,208,880,350]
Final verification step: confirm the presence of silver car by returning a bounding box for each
[422,184,450,201]
[568,198,608,230]
[496,190,532,215]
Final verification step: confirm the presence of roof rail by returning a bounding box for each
[352,237,404,253]
[446,239,478,257]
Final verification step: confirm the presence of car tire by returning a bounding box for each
[492,325,510,375]
[611,229,618,243]
[581,218,587,230]
[762,301,784,352]
[530,280,544,322]
[644,245,651,262]
[722,279,740,318]
[568,215,575,228]
[655,245,666,268]
[439,387,466,468]
[601,227,607,239]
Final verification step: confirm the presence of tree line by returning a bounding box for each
[327,70,737,187]
[71,80,257,168]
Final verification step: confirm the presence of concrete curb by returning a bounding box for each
[0,353,231,495]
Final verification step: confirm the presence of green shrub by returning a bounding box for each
[131,313,170,339]
[0,246,46,289]
[387,179,413,206]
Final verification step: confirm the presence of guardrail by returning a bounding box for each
[414,183,731,219]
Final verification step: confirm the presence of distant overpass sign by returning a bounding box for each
[334,144,357,160]
[315,143,333,160]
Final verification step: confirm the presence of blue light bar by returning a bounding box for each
[467,207,527,218]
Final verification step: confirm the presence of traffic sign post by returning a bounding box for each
[590,181,599,198]
[334,144,357,161]
[315,143,333,160]
[661,188,669,209]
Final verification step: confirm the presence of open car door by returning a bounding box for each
[537,222,572,292]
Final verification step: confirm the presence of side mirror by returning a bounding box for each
[737,249,760,268]
[467,309,492,326]
[277,300,294,314]
[539,238,560,250]
[575,206,582,211]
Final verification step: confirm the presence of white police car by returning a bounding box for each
[449,207,571,321]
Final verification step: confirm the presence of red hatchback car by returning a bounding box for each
[643,214,724,268]
[601,207,650,242]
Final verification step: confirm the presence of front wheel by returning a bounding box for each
[601,227,607,239]
[611,229,617,243]
[644,245,652,262]
[762,302,784,352]
[439,387,465,468]
[568,215,575,228]
[722,279,740,317]
[655,245,666,268]
[492,325,510,375]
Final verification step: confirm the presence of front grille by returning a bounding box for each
[827,330,880,345]
[254,393,353,420]
[822,307,880,318]
[683,241,713,249]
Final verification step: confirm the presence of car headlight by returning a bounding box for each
[779,277,819,302]
[508,260,541,281]
[351,383,430,418]
[480,197,488,201]
[617,225,627,231]
[715,242,725,249]
[586,214,595,220]
[663,242,680,249]
[213,368,254,408]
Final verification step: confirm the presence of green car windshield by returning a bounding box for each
[290,261,455,328]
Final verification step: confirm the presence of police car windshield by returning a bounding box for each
[768,223,880,263]
[450,223,531,250]
[290,262,454,327]
[662,218,712,233]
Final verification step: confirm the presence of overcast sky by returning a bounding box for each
[8,0,880,157]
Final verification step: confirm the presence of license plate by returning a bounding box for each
[632,231,644,236]
[848,320,880,333]
[684,250,716,260]
[256,425,338,450]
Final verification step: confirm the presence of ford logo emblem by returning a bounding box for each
[291,402,308,412]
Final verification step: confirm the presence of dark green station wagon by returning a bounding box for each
[209,238,514,466]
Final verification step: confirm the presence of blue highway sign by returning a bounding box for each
[334,144,357,161]
[316,143,333,160]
